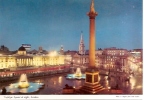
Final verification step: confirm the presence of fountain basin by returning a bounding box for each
[66,74,86,79]
[18,82,29,89]
[0,73,45,94]
[1,82,45,94]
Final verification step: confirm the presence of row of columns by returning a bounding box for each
[17,58,33,66]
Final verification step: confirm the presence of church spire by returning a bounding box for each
[80,32,83,43]
[79,32,85,55]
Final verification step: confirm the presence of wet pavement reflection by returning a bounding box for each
[0,73,142,94]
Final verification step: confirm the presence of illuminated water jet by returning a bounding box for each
[0,74,44,94]
[18,74,29,88]
[66,68,85,79]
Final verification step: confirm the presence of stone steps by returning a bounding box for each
[80,83,105,94]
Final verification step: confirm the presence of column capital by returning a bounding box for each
[87,12,98,19]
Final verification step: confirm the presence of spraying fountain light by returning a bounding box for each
[18,74,29,88]
[66,67,85,79]
[0,74,45,94]
[74,68,82,77]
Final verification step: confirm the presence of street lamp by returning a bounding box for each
[78,60,80,63]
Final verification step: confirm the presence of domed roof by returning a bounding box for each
[18,46,26,51]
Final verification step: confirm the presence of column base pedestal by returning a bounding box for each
[80,82,105,94]
[80,67,105,94]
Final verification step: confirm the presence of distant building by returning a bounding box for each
[17,46,27,55]
[27,47,48,56]
[0,46,65,69]
[38,47,43,53]
[64,34,88,67]
[131,49,142,62]
[127,49,143,72]
[0,45,9,52]
[59,45,64,55]
[28,49,38,55]
[102,47,129,70]
[64,50,79,65]
[66,46,131,71]
[0,44,141,72]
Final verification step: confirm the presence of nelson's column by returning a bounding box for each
[80,0,105,94]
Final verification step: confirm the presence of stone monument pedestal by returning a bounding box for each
[80,68,105,94]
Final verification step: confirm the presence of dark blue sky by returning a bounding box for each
[0,0,142,51]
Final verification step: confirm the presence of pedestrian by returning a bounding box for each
[1,87,6,95]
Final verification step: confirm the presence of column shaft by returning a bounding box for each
[89,18,96,67]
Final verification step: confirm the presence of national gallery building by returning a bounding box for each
[0,46,67,70]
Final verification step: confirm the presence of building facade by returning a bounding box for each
[127,49,142,72]
[102,47,129,70]
[0,46,65,69]
[65,46,130,71]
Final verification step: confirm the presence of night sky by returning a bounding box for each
[0,0,142,51]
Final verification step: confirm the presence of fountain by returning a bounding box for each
[18,74,29,88]
[66,67,85,79]
[74,68,82,77]
[0,74,45,94]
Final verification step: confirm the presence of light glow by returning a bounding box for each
[49,51,58,57]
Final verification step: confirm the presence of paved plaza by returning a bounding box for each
[0,71,142,94]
